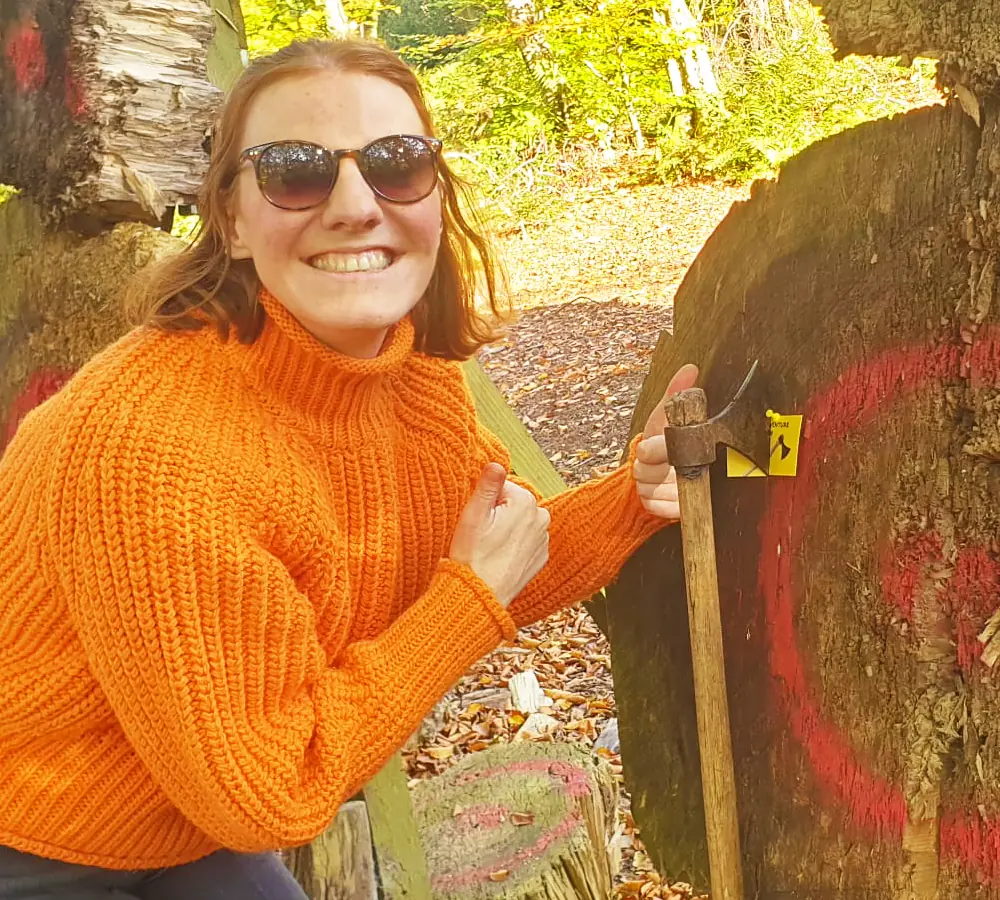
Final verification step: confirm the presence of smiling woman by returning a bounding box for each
[0,37,689,900]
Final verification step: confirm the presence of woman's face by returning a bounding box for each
[228,70,443,357]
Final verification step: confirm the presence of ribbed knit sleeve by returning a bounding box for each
[473,426,668,628]
[40,405,515,852]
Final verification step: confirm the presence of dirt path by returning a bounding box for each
[405,179,746,898]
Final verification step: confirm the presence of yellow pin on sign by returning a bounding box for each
[726,411,803,478]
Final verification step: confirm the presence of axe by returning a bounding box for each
[661,362,770,900]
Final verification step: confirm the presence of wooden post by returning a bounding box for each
[363,754,433,900]
[664,388,743,900]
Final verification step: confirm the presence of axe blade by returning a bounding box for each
[711,360,772,473]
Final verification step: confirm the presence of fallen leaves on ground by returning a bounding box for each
[404,179,740,898]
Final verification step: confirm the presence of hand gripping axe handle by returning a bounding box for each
[661,362,770,900]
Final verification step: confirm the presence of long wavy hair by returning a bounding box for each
[126,39,507,359]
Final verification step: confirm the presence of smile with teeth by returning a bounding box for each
[309,249,395,274]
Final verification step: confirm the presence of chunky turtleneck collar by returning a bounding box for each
[225,289,416,441]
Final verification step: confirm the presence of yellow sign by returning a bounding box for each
[766,411,803,476]
[726,411,803,478]
[726,447,766,477]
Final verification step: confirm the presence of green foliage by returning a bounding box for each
[388,0,937,225]
[241,0,328,56]
[0,185,15,206]
[650,3,939,181]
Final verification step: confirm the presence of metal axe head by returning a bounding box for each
[663,360,772,472]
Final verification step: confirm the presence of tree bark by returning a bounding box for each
[607,96,1000,898]
[324,0,350,38]
[817,0,1000,95]
[411,742,619,900]
[0,196,180,450]
[0,0,238,224]
[665,0,719,95]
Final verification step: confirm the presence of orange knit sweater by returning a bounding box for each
[0,291,665,869]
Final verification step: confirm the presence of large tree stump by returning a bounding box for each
[606,96,1000,897]
[0,0,243,224]
[411,743,618,900]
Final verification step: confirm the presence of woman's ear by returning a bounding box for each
[228,205,253,260]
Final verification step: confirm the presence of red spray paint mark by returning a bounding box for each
[429,759,592,892]
[3,14,46,94]
[759,329,1000,882]
[880,532,944,622]
[880,536,1000,673]
[1,368,74,452]
[64,69,87,119]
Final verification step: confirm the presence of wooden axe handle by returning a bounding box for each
[666,389,744,900]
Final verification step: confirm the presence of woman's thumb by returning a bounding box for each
[465,463,507,522]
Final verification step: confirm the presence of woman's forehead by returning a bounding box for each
[239,70,427,149]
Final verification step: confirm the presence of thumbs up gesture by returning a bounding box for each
[633,364,700,520]
[449,464,551,607]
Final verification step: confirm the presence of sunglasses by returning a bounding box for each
[238,134,443,210]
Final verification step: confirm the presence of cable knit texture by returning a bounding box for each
[0,290,666,869]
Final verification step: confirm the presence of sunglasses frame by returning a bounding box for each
[238,134,443,210]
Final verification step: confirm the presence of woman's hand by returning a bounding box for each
[633,364,700,520]
[449,464,551,607]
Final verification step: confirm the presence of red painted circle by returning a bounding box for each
[422,759,593,893]
[759,332,1000,880]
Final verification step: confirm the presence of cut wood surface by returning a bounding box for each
[412,742,618,900]
[607,97,1000,897]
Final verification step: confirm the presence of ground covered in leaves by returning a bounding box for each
[403,180,746,897]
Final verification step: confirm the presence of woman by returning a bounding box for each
[0,38,695,898]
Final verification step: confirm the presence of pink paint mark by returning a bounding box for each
[1,368,74,452]
[432,812,581,892]
[430,759,593,891]
[759,328,1000,881]
[3,15,46,94]
[452,759,593,799]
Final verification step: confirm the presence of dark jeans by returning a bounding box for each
[0,845,308,900]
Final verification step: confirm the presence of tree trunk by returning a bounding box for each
[503,0,573,133]
[411,742,619,900]
[0,196,180,449]
[0,0,240,225]
[607,96,1000,898]
[324,0,351,38]
[817,0,1000,95]
[285,802,378,900]
[665,0,718,95]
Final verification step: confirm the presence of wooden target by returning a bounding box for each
[411,743,618,900]
[606,100,1000,898]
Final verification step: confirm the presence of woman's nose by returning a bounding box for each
[319,156,383,230]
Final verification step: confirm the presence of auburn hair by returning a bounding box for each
[127,39,508,359]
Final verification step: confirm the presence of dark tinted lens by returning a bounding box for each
[361,136,438,202]
[257,142,335,210]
